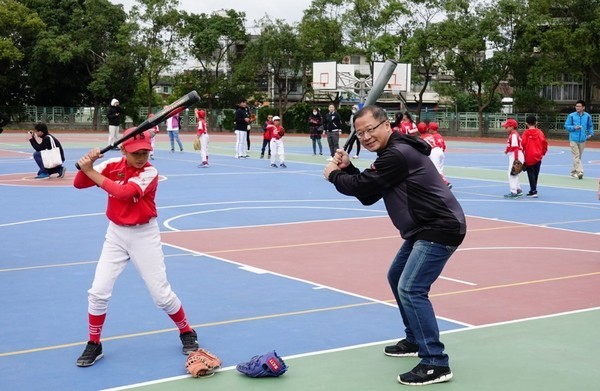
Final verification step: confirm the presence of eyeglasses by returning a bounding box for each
[356,119,387,138]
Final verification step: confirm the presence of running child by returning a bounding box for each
[521,115,548,198]
[147,113,159,160]
[417,122,452,189]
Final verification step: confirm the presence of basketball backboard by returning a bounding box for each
[373,62,411,92]
[312,61,337,90]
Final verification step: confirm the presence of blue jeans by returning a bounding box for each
[387,239,457,367]
[33,151,62,175]
[168,130,183,151]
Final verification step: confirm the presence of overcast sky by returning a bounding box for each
[109,0,314,26]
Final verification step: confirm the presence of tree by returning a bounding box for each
[517,0,600,111]
[0,0,45,106]
[439,0,524,135]
[243,20,304,116]
[129,0,184,111]
[180,9,248,109]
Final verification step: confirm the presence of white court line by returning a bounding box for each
[101,307,600,391]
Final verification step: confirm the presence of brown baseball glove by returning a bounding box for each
[185,348,222,378]
[510,159,524,176]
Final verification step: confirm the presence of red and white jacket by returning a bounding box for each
[74,157,158,226]
[431,133,446,151]
[505,130,522,160]
[267,124,285,140]
[196,109,207,135]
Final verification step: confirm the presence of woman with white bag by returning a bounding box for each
[27,122,66,180]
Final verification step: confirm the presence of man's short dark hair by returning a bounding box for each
[576,99,586,107]
[354,105,388,123]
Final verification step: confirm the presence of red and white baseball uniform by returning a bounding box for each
[74,157,182,317]
[267,123,285,165]
[196,109,209,165]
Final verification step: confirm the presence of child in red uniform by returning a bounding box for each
[195,109,209,167]
[418,122,452,189]
[73,128,198,367]
[521,115,548,198]
[260,115,273,159]
[268,116,286,168]
[502,118,524,198]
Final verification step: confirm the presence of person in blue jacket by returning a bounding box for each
[564,100,594,179]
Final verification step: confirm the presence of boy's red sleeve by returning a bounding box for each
[73,170,98,189]
[100,179,142,200]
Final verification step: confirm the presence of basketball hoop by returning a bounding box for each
[311,82,327,91]
[389,84,402,96]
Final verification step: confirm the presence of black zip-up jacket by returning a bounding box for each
[328,132,466,246]
[234,107,249,130]
[107,106,122,126]
[324,111,342,131]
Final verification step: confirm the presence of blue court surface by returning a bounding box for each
[0,132,599,390]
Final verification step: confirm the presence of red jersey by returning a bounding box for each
[400,121,418,136]
[431,132,446,151]
[267,124,285,140]
[74,157,158,225]
[196,118,207,135]
[521,127,548,165]
[505,130,522,160]
[420,133,437,149]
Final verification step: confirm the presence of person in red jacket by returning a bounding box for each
[73,128,198,367]
[521,115,548,198]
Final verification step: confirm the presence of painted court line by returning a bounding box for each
[100,307,600,391]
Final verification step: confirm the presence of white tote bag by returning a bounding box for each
[40,135,62,169]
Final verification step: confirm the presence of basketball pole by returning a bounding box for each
[344,59,398,151]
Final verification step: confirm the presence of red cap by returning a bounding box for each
[502,118,518,129]
[122,128,153,152]
[417,122,427,134]
[429,122,439,131]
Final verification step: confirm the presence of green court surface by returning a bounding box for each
[122,309,598,391]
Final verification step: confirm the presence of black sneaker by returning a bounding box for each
[76,341,103,367]
[270,163,278,168]
[384,339,419,357]
[180,329,199,355]
[398,363,453,385]
[279,163,287,168]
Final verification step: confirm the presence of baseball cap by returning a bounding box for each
[501,118,518,128]
[429,122,439,131]
[122,128,153,152]
[272,116,281,121]
[417,122,427,134]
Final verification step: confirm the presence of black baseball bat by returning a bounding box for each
[75,90,201,169]
[344,60,398,151]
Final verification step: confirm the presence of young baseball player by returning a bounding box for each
[73,128,198,367]
[195,109,209,167]
[268,116,286,168]
[418,122,452,189]
[502,118,524,198]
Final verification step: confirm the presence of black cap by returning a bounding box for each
[526,115,537,125]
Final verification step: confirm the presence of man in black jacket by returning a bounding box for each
[106,98,122,150]
[324,104,342,160]
[324,105,466,386]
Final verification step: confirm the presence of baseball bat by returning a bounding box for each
[75,90,201,169]
[344,59,398,151]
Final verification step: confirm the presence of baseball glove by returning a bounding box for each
[510,159,524,176]
[185,348,222,378]
[193,137,200,151]
[236,350,288,378]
